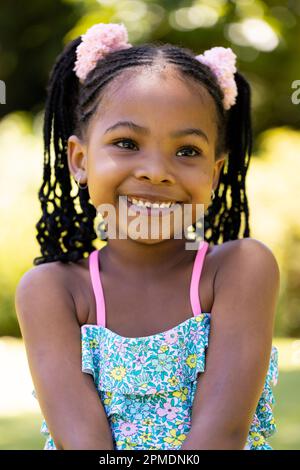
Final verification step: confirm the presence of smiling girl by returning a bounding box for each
[15,23,280,450]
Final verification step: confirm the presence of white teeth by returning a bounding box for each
[127,196,177,209]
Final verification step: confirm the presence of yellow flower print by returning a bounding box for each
[116,437,138,449]
[104,391,112,405]
[186,354,197,368]
[270,417,275,426]
[173,386,189,401]
[195,314,205,322]
[164,429,187,446]
[143,417,154,426]
[141,431,152,442]
[168,376,180,387]
[110,366,126,381]
[249,432,265,447]
[175,419,183,425]
[159,345,169,353]
[89,339,98,349]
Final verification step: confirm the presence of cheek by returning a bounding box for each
[188,166,212,196]
[87,155,126,206]
[187,168,212,220]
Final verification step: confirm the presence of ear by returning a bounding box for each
[212,153,227,191]
[67,135,88,184]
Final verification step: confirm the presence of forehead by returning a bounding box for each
[88,65,217,138]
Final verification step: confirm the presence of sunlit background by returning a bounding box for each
[0,0,299,450]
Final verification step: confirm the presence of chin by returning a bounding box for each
[128,236,170,245]
[115,225,179,244]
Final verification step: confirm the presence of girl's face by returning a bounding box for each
[68,65,226,244]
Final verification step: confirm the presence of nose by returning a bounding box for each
[133,153,175,185]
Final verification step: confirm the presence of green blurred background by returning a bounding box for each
[0,0,299,450]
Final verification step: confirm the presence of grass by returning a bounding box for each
[267,369,300,449]
[0,412,45,450]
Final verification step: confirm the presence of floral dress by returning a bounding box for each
[31,241,279,450]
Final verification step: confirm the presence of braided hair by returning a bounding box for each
[33,37,252,265]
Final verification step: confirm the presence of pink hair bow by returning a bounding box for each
[195,47,238,110]
[73,23,132,82]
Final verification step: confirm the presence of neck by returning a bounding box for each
[99,237,197,278]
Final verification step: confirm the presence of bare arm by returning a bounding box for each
[15,264,114,450]
[181,238,280,449]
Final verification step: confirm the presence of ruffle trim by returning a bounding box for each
[248,346,279,440]
[81,314,211,396]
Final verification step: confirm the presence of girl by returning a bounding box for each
[15,22,280,450]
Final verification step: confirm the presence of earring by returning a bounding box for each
[75,171,88,190]
[211,189,215,200]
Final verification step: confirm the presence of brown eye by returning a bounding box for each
[177,146,201,157]
[113,138,138,150]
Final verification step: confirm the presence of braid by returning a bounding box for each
[204,71,252,244]
[34,39,252,265]
[34,38,97,265]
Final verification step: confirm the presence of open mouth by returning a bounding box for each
[118,195,183,215]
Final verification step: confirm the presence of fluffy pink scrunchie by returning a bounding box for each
[73,22,238,110]
[195,47,238,110]
[73,23,132,82]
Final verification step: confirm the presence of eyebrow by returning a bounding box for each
[104,120,209,143]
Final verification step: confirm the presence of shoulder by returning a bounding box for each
[212,237,280,316]
[16,258,91,326]
[213,237,280,285]
[15,261,79,325]
[16,261,71,294]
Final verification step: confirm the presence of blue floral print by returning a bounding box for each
[32,313,279,450]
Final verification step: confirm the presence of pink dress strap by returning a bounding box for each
[89,239,209,326]
[88,249,106,327]
[190,240,209,316]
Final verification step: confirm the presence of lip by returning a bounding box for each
[118,193,183,204]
